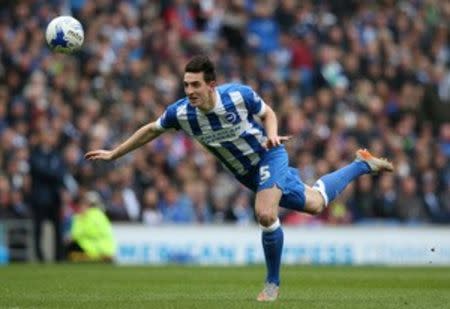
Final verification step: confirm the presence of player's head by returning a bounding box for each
[184,55,216,109]
[38,126,59,149]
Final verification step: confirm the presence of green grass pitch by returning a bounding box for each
[0,264,449,308]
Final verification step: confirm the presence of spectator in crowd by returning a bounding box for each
[373,174,398,220]
[230,191,254,225]
[29,128,66,262]
[141,187,163,225]
[184,180,212,223]
[158,185,195,224]
[421,64,450,130]
[396,175,429,224]
[0,175,13,218]
[349,176,376,222]
[421,170,450,223]
[106,189,130,221]
[65,190,116,262]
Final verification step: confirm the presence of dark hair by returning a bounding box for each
[184,55,216,83]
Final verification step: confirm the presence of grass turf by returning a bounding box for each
[0,264,449,308]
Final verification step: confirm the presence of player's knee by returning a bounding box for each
[308,202,325,216]
[256,212,277,227]
[304,188,326,215]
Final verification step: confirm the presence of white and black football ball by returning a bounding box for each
[45,16,84,53]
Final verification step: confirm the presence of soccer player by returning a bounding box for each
[85,55,393,301]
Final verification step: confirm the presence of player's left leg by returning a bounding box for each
[277,149,394,215]
[304,148,394,214]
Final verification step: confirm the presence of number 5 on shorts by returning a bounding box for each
[259,165,271,183]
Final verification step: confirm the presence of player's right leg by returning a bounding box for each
[254,186,282,302]
[253,146,291,302]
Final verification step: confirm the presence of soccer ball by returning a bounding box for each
[45,16,84,53]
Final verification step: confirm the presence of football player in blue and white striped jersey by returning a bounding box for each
[86,55,393,301]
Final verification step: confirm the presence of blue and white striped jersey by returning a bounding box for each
[156,83,268,176]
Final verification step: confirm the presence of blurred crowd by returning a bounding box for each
[0,0,449,229]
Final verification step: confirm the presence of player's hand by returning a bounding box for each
[84,150,115,161]
[263,135,291,149]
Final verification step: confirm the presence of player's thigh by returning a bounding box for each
[255,186,282,215]
[303,185,326,215]
[278,167,306,211]
[254,147,288,224]
[257,147,288,188]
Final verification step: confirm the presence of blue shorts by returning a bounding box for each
[236,146,306,211]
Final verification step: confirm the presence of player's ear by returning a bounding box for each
[208,80,216,90]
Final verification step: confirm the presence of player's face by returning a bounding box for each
[184,72,215,110]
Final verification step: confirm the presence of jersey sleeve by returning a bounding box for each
[155,104,181,131]
[240,85,266,117]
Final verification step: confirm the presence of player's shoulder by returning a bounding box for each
[166,97,189,112]
[217,83,254,95]
[159,97,189,129]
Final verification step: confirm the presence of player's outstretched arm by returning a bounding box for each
[85,122,164,161]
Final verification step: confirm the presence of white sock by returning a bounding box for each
[260,218,281,232]
[313,180,329,207]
